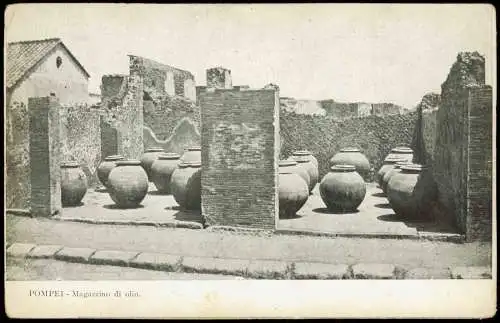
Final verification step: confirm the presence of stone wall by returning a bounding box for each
[280,110,418,180]
[143,118,201,155]
[6,99,102,209]
[5,102,30,209]
[100,56,144,160]
[60,104,102,187]
[143,95,201,141]
[429,52,492,241]
[200,89,279,229]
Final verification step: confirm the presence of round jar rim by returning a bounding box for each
[158,153,181,160]
[330,164,356,172]
[104,155,124,161]
[391,147,413,153]
[188,161,202,168]
[116,160,141,166]
[279,160,297,167]
[293,150,311,156]
[145,147,165,152]
[384,156,408,164]
[188,146,201,151]
[295,156,310,163]
[61,161,80,168]
[340,147,361,152]
[401,163,428,172]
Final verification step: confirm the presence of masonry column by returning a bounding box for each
[200,88,280,230]
[29,96,62,217]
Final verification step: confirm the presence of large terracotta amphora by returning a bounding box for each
[278,160,309,218]
[319,164,366,212]
[329,147,371,182]
[151,153,181,194]
[97,155,124,189]
[140,147,165,181]
[386,164,438,221]
[170,161,202,210]
[108,160,149,208]
[61,161,87,207]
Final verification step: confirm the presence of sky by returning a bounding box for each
[4,3,496,109]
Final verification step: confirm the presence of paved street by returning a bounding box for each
[6,257,244,281]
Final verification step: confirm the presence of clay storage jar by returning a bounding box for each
[384,146,414,163]
[151,153,181,194]
[294,156,318,194]
[278,160,309,219]
[290,150,319,169]
[170,161,202,210]
[329,147,371,181]
[107,160,149,208]
[381,161,411,194]
[386,164,438,222]
[61,161,88,207]
[285,159,311,193]
[180,146,202,163]
[97,155,124,189]
[140,147,165,182]
[319,164,366,212]
[376,156,407,190]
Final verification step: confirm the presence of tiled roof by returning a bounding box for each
[6,38,90,89]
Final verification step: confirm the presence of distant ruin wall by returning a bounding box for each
[143,96,201,141]
[280,110,418,180]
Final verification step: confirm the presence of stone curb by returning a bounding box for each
[7,242,492,280]
[53,216,203,230]
[8,212,466,242]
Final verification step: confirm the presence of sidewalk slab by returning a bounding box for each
[293,262,351,279]
[450,266,492,279]
[352,263,396,279]
[130,252,182,272]
[89,250,141,266]
[55,247,96,263]
[28,245,64,259]
[406,267,452,279]
[6,243,37,258]
[181,256,250,276]
[247,260,291,279]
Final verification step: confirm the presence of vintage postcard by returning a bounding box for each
[4,3,496,318]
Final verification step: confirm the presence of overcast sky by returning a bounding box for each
[5,3,496,109]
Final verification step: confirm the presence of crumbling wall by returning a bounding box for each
[432,52,492,241]
[280,110,417,180]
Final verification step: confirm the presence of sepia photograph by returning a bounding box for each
[4,3,496,318]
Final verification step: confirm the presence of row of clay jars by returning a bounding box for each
[329,148,371,182]
[377,156,408,192]
[384,146,414,163]
[61,162,88,207]
[319,164,366,212]
[141,146,202,182]
[278,160,309,218]
[386,163,437,221]
[288,151,319,193]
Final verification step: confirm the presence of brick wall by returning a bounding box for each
[430,52,492,241]
[200,89,279,229]
[466,86,493,241]
[280,110,418,180]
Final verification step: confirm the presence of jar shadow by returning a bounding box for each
[312,207,360,215]
[62,202,85,208]
[102,204,145,210]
